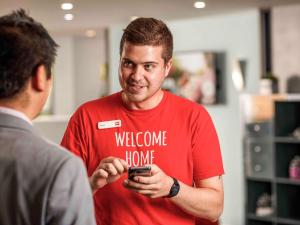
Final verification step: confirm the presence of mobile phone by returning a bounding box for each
[128,166,151,180]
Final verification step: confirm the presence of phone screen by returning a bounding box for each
[128,166,151,180]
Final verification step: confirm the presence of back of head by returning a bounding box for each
[120,17,173,64]
[0,9,58,99]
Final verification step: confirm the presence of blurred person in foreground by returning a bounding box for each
[62,17,224,225]
[0,9,96,225]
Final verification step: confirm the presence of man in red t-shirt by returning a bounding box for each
[61,17,224,225]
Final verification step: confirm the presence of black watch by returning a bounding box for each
[165,177,180,198]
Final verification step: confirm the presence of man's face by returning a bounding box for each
[119,42,172,109]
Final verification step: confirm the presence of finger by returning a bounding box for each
[123,179,135,189]
[147,164,160,174]
[125,179,157,190]
[123,181,161,198]
[133,175,159,184]
[93,168,108,179]
[123,179,140,191]
[103,163,118,176]
[123,181,152,193]
[91,169,108,189]
[95,168,109,178]
[119,158,129,171]
[112,158,127,174]
[101,156,115,163]
[96,157,113,170]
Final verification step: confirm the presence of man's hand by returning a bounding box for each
[123,164,173,198]
[89,157,128,193]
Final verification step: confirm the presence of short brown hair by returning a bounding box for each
[120,18,173,64]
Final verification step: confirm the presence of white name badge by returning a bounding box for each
[97,120,121,129]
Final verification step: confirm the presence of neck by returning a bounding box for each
[0,99,34,120]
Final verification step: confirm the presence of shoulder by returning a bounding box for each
[165,91,209,117]
[30,135,86,181]
[4,130,84,190]
[79,92,121,111]
[70,92,121,121]
[23,131,76,165]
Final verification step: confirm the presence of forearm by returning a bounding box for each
[124,165,224,221]
[169,180,223,221]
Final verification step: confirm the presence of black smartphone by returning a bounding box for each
[128,166,151,180]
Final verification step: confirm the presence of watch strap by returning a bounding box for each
[165,177,180,198]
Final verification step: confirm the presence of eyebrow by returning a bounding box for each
[143,61,159,65]
[122,58,159,65]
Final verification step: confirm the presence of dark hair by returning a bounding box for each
[0,9,58,99]
[120,17,173,64]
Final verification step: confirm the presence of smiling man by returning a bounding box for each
[62,17,224,225]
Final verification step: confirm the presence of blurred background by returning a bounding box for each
[1,1,300,225]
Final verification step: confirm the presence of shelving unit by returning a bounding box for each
[243,95,300,225]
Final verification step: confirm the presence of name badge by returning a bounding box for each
[98,120,121,129]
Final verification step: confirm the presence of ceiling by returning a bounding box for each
[0,0,299,35]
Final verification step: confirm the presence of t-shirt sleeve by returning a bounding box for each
[61,112,88,165]
[191,106,224,180]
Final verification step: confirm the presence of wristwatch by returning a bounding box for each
[165,177,180,198]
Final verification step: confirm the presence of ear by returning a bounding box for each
[31,65,48,92]
[164,59,173,77]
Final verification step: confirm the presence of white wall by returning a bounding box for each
[108,10,261,225]
[34,115,69,144]
[108,27,123,93]
[52,33,108,112]
[170,11,261,225]
[34,32,108,143]
[52,36,75,115]
[74,31,108,109]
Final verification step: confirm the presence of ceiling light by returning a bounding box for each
[64,13,74,21]
[61,3,73,10]
[85,30,97,38]
[194,1,206,9]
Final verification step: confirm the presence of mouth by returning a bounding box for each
[127,82,147,94]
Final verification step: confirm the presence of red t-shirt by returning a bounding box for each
[61,91,224,225]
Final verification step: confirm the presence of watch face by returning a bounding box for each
[168,178,180,198]
[172,184,180,194]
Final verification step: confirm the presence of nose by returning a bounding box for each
[131,65,144,81]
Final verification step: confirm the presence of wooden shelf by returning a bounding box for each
[276,217,300,225]
[275,137,300,143]
[276,177,300,186]
[247,213,274,222]
[247,214,300,225]
[247,176,273,182]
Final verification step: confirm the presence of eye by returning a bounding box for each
[122,60,134,68]
[144,64,155,71]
